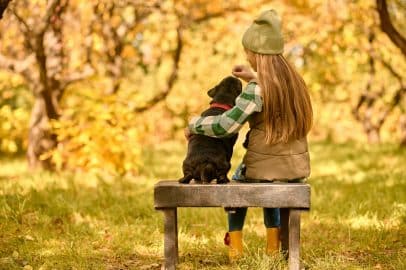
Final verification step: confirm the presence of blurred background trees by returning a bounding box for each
[0,0,404,173]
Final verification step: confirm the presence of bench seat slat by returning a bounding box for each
[154,180,310,209]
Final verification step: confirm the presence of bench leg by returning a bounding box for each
[163,208,178,270]
[288,209,301,270]
[280,208,289,256]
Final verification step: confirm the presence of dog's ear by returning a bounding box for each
[207,86,219,97]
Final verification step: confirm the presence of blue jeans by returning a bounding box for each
[228,207,280,231]
[228,163,303,232]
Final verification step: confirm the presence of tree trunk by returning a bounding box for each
[400,114,406,147]
[27,94,58,170]
[0,0,11,19]
[366,128,381,144]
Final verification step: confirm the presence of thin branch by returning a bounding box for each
[60,65,94,90]
[132,6,246,112]
[10,7,31,34]
[0,52,35,79]
[37,0,61,35]
[353,32,376,121]
[378,56,405,85]
[0,53,36,90]
[47,0,68,79]
[193,7,244,23]
[134,26,183,113]
[376,0,406,56]
[377,86,406,127]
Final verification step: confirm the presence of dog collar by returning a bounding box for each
[210,102,233,111]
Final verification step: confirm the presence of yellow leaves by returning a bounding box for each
[122,46,136,58]
[122,6,135,24]
[2,90,13,100]
[51,150,64,171]
[50,90,143,175]
[1,120,12,132]
[342,24,357,45]
[312,82,322,92]
[0,105,30,153]
[0,0,404,171]
[2,140,18,153]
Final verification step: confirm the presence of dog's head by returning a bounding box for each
[207,76,242,105]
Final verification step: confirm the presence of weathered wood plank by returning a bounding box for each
[163,208,178,270]
[288,210,301,270]
[154,181,310,209]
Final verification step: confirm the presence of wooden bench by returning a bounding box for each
[154,180,311,270]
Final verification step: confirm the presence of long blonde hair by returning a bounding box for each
[246,50,313,144]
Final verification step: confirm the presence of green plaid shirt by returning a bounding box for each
[188,82,263,138]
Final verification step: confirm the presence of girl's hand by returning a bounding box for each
[232,65,256,82]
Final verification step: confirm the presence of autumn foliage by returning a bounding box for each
[0,0,405,174]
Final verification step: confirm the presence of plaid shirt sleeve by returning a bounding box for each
[188,81,263,138]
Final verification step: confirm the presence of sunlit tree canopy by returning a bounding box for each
[0,0,405,173]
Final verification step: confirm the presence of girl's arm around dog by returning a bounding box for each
[188,82,263,138]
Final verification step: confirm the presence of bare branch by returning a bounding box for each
[0,52,35,77]
[132,6,244,112]
[377,86,406,127]
[353,32,376,121]
[378,56,405,85]
[134,26,183,113]
[10,7,31,34]
[400,114,406,146]
[376,0,406,56]
[60,65,94,90]
[37,0,61,34]
[0,53,36,91]
[193,7,244,23]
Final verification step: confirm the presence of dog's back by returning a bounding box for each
[179,77,242,184]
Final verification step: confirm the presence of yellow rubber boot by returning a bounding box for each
[266,227,280,254]
[224,231,243,260]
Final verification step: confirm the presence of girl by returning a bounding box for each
[185,9,313,259]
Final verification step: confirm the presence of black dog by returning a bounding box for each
[179,76,242,184]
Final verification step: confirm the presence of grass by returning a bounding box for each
[0,141,405,269]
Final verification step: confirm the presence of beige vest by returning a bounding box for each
[242,112,310,181]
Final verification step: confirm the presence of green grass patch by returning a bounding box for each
[0,141,405,269]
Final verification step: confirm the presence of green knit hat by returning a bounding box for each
[242,10,284,54]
